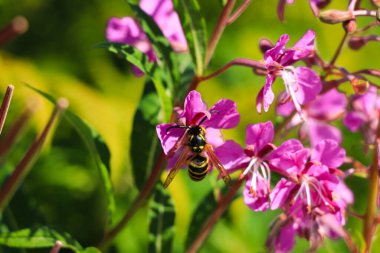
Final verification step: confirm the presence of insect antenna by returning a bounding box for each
[166,125,190,134]
[196,110,220,126]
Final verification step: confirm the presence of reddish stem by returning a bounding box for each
[0,98,68,212]
[205,0,235,66]
[199,58,266,83]
[227,0,252,25]
[185,176,244,253]
[0,106,33,158]
[97,151,165,249]
[0,16,28,47]
[0,85,14,135]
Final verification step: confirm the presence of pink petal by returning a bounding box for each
[243,179,270,211]
[156,123,186,155]
[270,178,296,210]
[140,0,188,52]
[204,99,240,129]
[264,34,289,62]
[245,121,274,153]
[311,139,346,168]
[343,112,366,132]
[262,74,276,112]
[106,17,145,44]
[276,93,295,116]
[307,88,347,121]
[306,119,342,148]
[204,128,224,148]
[180,90,208,125]
[282,30,315,65]
[266,139,305,173]
[215,140,250,172]
[294,67,322,104]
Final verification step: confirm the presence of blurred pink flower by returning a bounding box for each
[106,0,187,76]
[277,88,347,147]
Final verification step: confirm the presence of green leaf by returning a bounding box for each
[0,227,82,251]
[26,85,115,224]
[105,43,172,122]
[107,43,159,77]
[174,0,207,75]
[131,80,161,190]
[185,186,233,248]
[148,184,175,253]
[129,2,181,92]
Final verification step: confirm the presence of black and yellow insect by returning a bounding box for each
[163,117,231,188]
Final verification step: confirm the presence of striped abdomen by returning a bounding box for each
[188,155,209,181]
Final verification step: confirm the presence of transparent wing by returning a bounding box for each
[167,129,188,158]
[163,146,191,189]
[205,144,231,185]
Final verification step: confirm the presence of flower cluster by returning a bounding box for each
[104,0,380,252]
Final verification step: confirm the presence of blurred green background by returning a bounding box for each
[0,0,379,252]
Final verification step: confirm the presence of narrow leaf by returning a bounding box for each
[131,80,161,190]
[174,0,207,76]
[105,43,172,122]
[0,227,82,252]
[129,2,181,92]
[148,184,175,253]
[26,85,115,224]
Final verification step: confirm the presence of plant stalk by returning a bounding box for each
[363,114,380,253]
[0,98,68,212]
[186,176,244,253]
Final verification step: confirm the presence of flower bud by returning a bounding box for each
[319,10,354,24]
[259,38,273,54]
[343,19,357,34]
[348,36,366,50]
[351,77,369,95]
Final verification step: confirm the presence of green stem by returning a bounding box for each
[0,98,68,213]
[363,116,380,252]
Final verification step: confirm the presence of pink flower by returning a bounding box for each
[277,88,347,147]
[270,140,347,212]
[106,0,187,76]
[256,30,322,118]
[156,90,239,167]
[344,86,380,145]
[215,121,303,211]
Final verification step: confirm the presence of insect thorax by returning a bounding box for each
[188,126,206,153]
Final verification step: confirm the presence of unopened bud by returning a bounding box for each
[351,78,369,95]
[319,10,354,24]
[343,19,357,34]
[259,38,273,54]
[348,36,366,50]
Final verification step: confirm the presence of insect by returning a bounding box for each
[163,116,231,188]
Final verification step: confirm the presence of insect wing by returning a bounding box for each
[163,146,191,188]
[205,144,231,185]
